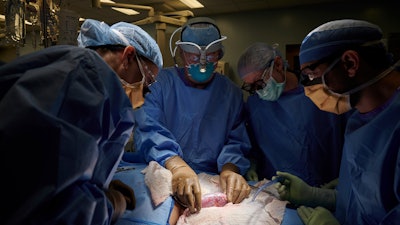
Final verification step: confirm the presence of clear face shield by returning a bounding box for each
[169,27,227,83]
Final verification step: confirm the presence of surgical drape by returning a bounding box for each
[0,45,134,225]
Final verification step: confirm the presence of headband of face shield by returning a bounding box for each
[169,20,227,83]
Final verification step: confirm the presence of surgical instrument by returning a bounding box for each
[251,176,284,202]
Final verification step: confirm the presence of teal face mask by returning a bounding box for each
[186,62,216,83]
[256,76,285,101]
[255,61,286,101]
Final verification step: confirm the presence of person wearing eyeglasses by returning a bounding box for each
[237,42,350,188]
[130,16,252,219]
[275,19,400,225]
[0,19,162,225]
[78,19,162,110]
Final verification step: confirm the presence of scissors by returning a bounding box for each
[251,176,284,202]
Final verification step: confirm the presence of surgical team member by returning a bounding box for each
[78,19,163,109]
[132,17,251,215]
[237,42,349,186]
[0,19,162,225]
[276,19,400,225]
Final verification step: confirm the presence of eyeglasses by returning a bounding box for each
[241,67,269,94]
[301,59,329,80]
[137,55,157,86]
[300,55,338,86]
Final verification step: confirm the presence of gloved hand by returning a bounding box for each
[320,178,339,189]
[105,180,135,223]
[109,179,136,210]
[274,171,336,210]
[245,160,258,181]
[165,155,201,214]
[219,163,251,204]
[297,206,340,225]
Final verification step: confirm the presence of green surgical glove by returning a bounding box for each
[320,178,339,189]
[165,155,202,214]
[297,206,340,225]
[246,169,258,182]
[275,171,336,210]
[219,163,251,204]
[245,160,258,181]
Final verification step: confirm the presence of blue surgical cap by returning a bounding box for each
[299,19,383,65]
[237,42,286,79]
[77,19,163,69]
[181,17,221,46]
[177,17,226,55]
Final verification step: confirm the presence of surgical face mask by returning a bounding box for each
[256,61,286,101]
[305,57,400,115]
[186,61,216,83]
[323,58,400,96]
[304,83,351,115]
[120,77,145,109]
[181,46,220,84]
[120,55,147,109]
[303,58,352,114]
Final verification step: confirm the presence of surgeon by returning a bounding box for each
[78,19,163,109]
[132,17,252,216]
[275,19,400,225]
[0,19,162,225]
[237,42,349,186]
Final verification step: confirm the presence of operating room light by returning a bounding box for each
[100,0,140,15]
[111,7,139,15]
[179,0,204,9]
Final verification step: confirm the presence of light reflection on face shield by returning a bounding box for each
[183,51,219,64]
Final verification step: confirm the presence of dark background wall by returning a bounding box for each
[2,2,399,85]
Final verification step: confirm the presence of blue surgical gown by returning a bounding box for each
[128,67,251,175]
[0,45,134,225]
[335,89,400,224]
[245,86,349,186]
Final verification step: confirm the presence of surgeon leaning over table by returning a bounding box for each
[0,19,162,225]
[237,42,349,186]
[275,19,400,225]
[130,16,252,218]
